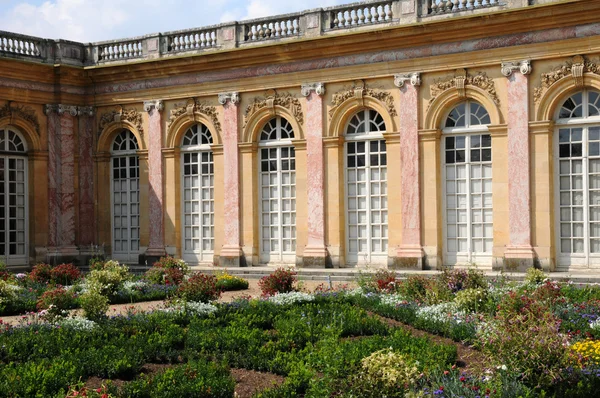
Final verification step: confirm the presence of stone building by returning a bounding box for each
[0,0,597,271]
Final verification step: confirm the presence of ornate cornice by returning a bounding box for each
[167,98,221,135]
[98,106,143,136]
[243,89,303,129]
[329,80,397,119]
[0,102,40,134]
[143,100,164,112]
[218,92,240,105]
[428,69,499,109]
[501,60,532,77]
[301,82,325,97]
[394,72,421,87]
[533,55,600,104]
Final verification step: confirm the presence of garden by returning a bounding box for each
[1,261,600,397]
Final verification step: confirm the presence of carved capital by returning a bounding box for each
[501,60,532,77]
[77,106,95,117]
[143,100,164,113]
[58,104,79,116]
[394,72,421,87]
[301,82,325,97]
[44,104,58,115]
[218,92,240,105]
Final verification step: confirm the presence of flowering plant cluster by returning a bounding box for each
[571,339,600,366]
[176,273,221,303]
[144,256,189,286]
[268,291,314,305]
[215,271,249,291]
[258,267,297,296]
[28,263,82,285]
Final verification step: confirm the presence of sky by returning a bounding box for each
[0,0,350,43]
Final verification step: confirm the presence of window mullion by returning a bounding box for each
[466,135,472,263]
[366,141,372,263]
[584,128,590,264]
[277,147,283,259]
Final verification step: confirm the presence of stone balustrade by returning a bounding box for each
[328,1,395,30]
[166,28,218,53]
[0,0,562,66]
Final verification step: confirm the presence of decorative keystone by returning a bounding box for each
[501,60,532,77]
[394,72,421,87]
[143,100,164,112]
[218,92,240,105]
[77,106,95,117]
[301,82,325,97]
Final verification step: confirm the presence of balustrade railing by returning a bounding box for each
[426,0,501,15]
[0,32,42,57]
[98,39,143,62]
[244,16,300,42]
[329,1,394,29]
[166,28,217,53]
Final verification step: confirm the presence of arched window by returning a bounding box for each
[0,127,28,265]
[442,101,493,266]
[111,130,140,263]
[259,117,296,264]
[345,109,387,266]
[555,90,600,267]
[181,124,214,263]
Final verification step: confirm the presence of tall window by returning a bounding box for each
[556,90,600,267]
[0,127,27,265]
[442,101,493,266]
[345,109,388,266]
[111,130,140,263]
[259,117,296,264]
[181,124,214,263]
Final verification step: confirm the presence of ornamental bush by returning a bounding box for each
[525,267,547,285]
[215,271,249,291]
[144,256,189,286]
[176,273,221,303]
[0,279,20,313]
[80,290,110,322]
[86,260,131,296]
[259,267,297,296]
[28,263,53,283]
[36,286,76,321]
[360,348,420,390]
[49,263,82,285]
[454,287,489,313]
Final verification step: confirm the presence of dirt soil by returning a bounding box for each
[231,368,286,398]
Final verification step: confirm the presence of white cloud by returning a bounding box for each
[0,0,349,42]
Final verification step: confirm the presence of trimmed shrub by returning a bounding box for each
[86,260,130,296]
[80,290,110,322]
[49,263,82,285]
[215,271,249,291]
[176,273,221,303]
[36,286,76,320]
[145,256,189,286]
[28,263,53,283]
[259,267,297,296]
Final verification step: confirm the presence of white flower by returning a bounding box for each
[58,317,97,331]
[162,301,217,316]
[379,294,408,307]
[122,280,147,294]
[590,318,600,331]
[269,291,314,305]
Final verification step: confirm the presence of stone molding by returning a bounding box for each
[167,98,222,135]
[0,101,40,134]
[394,72,421,87]
[44,104,78,116]
[301,82,325,97]
[533,55,600,104]
[329,80,397,119]
[501,60,532,77]
[243,89,303,129]
[218,92,240,105]
[428,69,499,109]
[143,100,164,112]
[77,106,96,117]
[98,106,144,137]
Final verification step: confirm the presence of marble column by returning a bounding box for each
[502,60,536,269]
[394,73,424,269]
[218,92,243,266]
[77,106,96,246]
[144,100,167,260]
[301,83,329,267]
[45,104,79,259]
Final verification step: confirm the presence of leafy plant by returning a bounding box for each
[145,256,189,285]
[80,289,110,322]
[176,273,221,303]
[36,286,76,321]
[259,267,297,296]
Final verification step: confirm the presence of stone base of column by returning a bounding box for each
[502,245,536,272]
[220,245,245,267]
[301,245,331,268]
[142,247,167,268]
[389,245,425,270]
[46,246,80,266]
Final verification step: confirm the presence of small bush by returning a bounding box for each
[176,273,221,303]
[49,263,82,285]
[80,290,110,322]
[0,261,11,281]
[360,348,419,390]
[454,287,488,313]
[215,271,249,291]
[28,263,53,283]
[36,286,76,320]
[86,260,130,296]
[397,275,430,303]
[525,267,547,284]
[259,267,297,296]
[357,269,397,293]
[0,279,20,312]
[144,256,189,286]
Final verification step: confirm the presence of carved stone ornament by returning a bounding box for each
[167,98,222,135]
[1,102,40,134]
[301,82,325,97]
[243,90,304,128]
[218,92,240,105]
[428,69,500,110]
[394,72,421,87]
[143,100,164,112]
[77,106,95,117]
[533,55,600,104]
[329,80,397,119]
[500,60,532,77]
[44,104,79,116]
[98,106,143,136]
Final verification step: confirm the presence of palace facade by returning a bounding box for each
[0,0,597,271]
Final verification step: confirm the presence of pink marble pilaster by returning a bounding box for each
[59,112,76,248]
[218,92,243,263]
[45,105,60,249]
[394,73,425,260]
[502,61,536,260]
[144,100,166,257]
[301,83,328,263]
[78,107,96,245]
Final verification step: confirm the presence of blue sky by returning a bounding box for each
[0,0,349,42]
